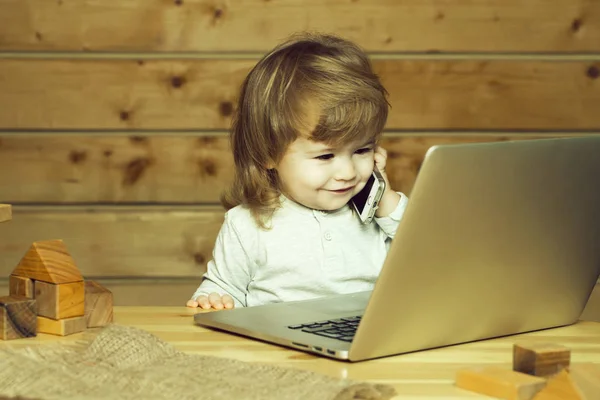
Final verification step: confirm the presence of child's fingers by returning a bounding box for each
[196,295,212,309]
[185,299,199,308]
[375,146,387,158]
[222,294,235,309]
[374,146,388,172]
[208,292,224,310]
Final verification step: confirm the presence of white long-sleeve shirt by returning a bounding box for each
[190,193,409,307]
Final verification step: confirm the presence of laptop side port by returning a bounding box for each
[326,349,336,356]
[292,342,308,348]
[313,346,322,352]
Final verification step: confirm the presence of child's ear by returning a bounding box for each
[265,159,276,170]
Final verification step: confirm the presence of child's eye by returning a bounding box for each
[315,154,334,160]
[355,147,373,155]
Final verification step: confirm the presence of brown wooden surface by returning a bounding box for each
[12,240,84,284]
[533,369,582,400]
[84,280,114,327]
[570,364,600,399]
[0,133,589,203]
[0,134,233,203]
[34,280,85,320]
[455,367,546,400]
[9,275,33,298]
[37,315,86,336]
[513,343,571,377]
[0,206,224,278]
[0,205,11,223]
[0,278,203,307]
[0,0,598,52]
[3,307,600,398]
[0,295,37,340]
[1,59,599,130]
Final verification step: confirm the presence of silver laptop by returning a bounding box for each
[194,137,600,361]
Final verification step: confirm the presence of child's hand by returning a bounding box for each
[374,146,390,184]
[186,293,235,310]
[374,146,401,217]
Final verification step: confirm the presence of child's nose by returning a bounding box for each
[334,159,357,181]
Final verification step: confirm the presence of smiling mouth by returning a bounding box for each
[330,186,354,193]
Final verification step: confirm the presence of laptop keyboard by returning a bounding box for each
[287,316,361,342]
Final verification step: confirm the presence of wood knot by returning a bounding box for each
[197,136,216,146]
[586,65,599,79]
[103,150,113,157]
[123,158,153,186]
[137,60,145,66]
[387,150,401,159]
[213,8,223,18]
[174,0,183,5]
[571,18,582,33]
[219,101,233,117]
[384,36,393,44]
[199,159,217,177]
[194,253,206,265]
[35,32,43,41]
[171,76,186,88]
[434,11,445,21]
[129,136,148,144]
[69,150,87,164]
[119,111,130,121]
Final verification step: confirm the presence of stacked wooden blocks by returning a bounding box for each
[0,226,114,340]
[456,342,600,399]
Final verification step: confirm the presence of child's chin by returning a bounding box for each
[318,200,350,212]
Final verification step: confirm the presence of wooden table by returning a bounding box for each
[3,307,600,399]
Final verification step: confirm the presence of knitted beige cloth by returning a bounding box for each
[0,325,395,400]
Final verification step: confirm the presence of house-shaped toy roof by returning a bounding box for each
[11,239,83,284]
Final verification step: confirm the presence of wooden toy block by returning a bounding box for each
[11,239,83,284]
[569,363,600,399]
[84,280,113,328]
[514,343,571,377]
[456,366,546,400]
[532,369,584,400]
[0,204,11,223]
[34,280,85,320]
[37,315,86,336]
[0,295,37,340]
[9,274,33,298]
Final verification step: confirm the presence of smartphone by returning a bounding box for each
[351,167,386,224]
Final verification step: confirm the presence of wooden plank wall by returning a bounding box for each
[0,0,599,310]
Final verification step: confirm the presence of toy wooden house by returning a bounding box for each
[10,239,87,336]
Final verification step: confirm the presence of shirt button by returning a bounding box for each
[324,232,332,241]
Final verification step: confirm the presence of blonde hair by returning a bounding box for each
[221,32,390,228]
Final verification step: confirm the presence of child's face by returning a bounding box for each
[275,137,375,211]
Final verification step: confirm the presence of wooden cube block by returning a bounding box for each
[569,363,600,399]
[514,343,571,377]
[37,315,86,336]
[532,369,584,400]
[456,367,546,400]
[34,280,85,320]
[84,280,113,328]
[9,274,33,298]
[0,204,11,223]
[0,295,37,340]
